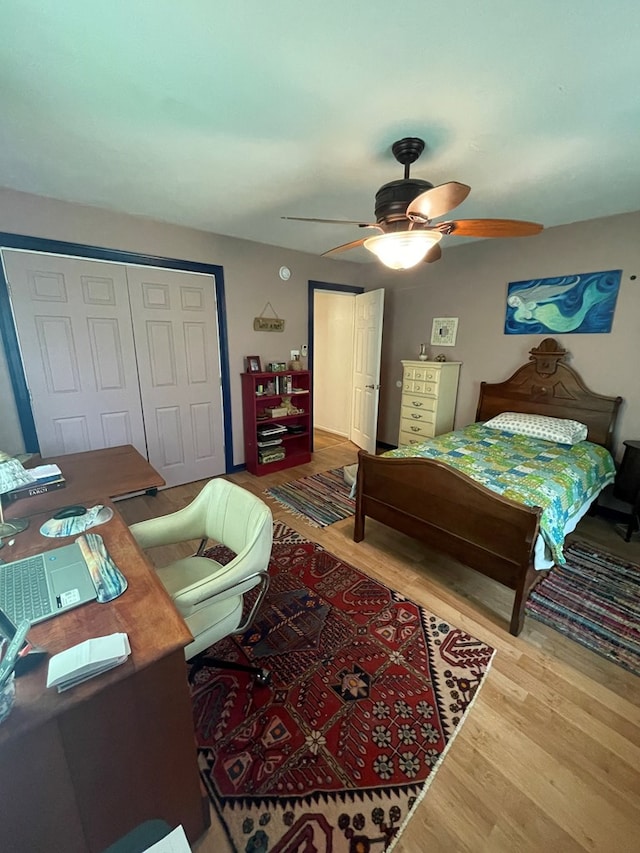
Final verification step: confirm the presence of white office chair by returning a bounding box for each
[129,478,273,684]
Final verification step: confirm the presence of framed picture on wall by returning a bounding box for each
[431,317,459,347]
[245,356,262,373]
[504,270,622,335]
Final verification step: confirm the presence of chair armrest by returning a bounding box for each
[172,545,270,610]
[174,565,268,614]
[129,500,212,549]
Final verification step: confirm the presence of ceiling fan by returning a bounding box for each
[282,137,543,269]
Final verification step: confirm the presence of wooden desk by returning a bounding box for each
[0,504,209,851]
[5,445,165,520]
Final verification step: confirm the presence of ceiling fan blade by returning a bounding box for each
[439,218,544,238]
[406,182,471,222]
[322,237,367,257]
[282,216,377,228]
[425,243,442,263]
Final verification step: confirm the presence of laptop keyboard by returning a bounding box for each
[0,557,51,624]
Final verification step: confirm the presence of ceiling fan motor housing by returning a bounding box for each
[374,178,433,225]
[286,134,543,257]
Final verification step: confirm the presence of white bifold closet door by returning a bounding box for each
[125,265,224,487]
[2,250,225,488]
[2,252,147,457]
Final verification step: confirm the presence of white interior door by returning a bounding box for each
[350,288,384,454]
[126,266,225,488]
[2,250,147,457]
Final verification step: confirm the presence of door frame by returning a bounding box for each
[307,280,364,451]
[0,233,234,473]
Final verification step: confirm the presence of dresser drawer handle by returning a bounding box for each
[411,426,421,432]
[411,401,423,407]
[411,413,422,419]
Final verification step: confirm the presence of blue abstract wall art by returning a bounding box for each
[504,270,622,335]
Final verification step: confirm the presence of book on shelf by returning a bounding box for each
[259,447,286,464]
[257,424,288,437]
[3,476,66,503]
[257,438,283,448]
[274,374,294,395]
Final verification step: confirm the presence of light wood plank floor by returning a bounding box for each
[117,438,640,853]
[313,427,351,450]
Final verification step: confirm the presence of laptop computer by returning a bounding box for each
[0,543,98,626]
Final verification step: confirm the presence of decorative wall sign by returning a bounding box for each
[254,301,285,332]
[505,270,621,335]
[431,317,459,346]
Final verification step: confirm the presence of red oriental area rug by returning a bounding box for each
[192,521,495,852]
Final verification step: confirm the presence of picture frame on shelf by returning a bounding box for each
[245,355,262,373]
[268,361,287,372]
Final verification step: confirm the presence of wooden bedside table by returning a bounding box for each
[613,440,640,541]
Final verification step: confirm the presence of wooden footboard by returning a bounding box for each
[354,449,542,635]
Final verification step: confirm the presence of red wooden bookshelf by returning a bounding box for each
[241,370,312,476]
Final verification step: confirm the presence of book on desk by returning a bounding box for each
[3,465,66,503]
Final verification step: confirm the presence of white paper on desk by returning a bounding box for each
[143,825,191,852]
[31,464,62,481]
[46,632,131,692]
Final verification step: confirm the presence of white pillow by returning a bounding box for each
[483,412,588,445]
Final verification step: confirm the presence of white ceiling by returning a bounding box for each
[1,1,639,263]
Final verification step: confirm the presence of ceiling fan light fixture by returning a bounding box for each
[363,230,443,270]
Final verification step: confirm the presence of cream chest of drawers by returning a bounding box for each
[398,360,461,447]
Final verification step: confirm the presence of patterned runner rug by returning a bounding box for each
[264,467,355,527]
[192,521,495,852]
[526,539,640,675]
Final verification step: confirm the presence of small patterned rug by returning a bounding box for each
[264,467,355,527]
[192,521,495,853]
[526,539,640,675]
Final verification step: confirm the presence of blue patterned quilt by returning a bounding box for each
[384,423,616,563]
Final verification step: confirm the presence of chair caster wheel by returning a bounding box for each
[255,669,271,686]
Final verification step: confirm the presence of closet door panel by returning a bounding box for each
[55,417,91,453]
[2,251,147,458]
[101,411,135,446]
[126,267,224,488]
[87,318,128,391]
[155,406,185,467]
[191,402,216,460]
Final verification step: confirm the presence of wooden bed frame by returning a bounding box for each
[354,338,623,636]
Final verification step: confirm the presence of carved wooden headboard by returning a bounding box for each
[475,338,622,450]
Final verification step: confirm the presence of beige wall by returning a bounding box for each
[372,210,640,460]
[0,187,368,463]
[1,188,637,467]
